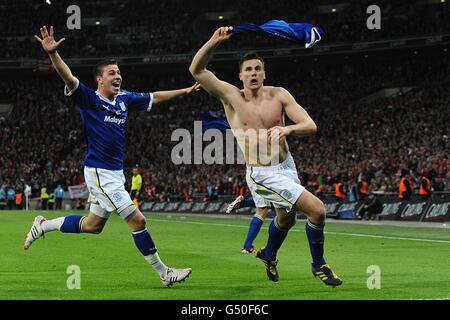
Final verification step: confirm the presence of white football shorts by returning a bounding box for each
[245,153,305,212]
[84,166,136,220]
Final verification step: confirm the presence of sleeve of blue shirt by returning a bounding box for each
[126,91,154,112]
[64,78,97,108]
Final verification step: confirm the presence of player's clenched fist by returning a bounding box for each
[210,26,233,44]
[267,126,292,140]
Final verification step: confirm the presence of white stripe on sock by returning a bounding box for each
[132,228,148,235]
[79,216,86,233]
[253,214,265,221]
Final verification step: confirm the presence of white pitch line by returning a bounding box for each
[325,231,450,244]
[409,298,450,300]
[150,218,450,244]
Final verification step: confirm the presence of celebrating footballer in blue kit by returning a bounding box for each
[24,26,200,287]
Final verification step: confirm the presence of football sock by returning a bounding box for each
[132,228,157,255]
[41,217,66,233]
[305,219,326,268]
[144,252,168,276]
[47,215,85,233]
[132,228,168,276]
[243,214,264,249]
[264,217,289,261]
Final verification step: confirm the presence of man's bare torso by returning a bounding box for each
[221,86,289,166]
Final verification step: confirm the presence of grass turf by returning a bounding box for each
[1,210,449,300]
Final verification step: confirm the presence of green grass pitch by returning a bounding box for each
[1,210,449,300]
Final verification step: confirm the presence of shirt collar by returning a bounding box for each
[95,91,117,105]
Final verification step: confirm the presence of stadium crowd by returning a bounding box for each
[0,53,448,205]
[1,0,449,59]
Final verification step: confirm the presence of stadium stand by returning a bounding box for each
[0,55,448,202]
[1,0,449,58]
[0,0,448,219]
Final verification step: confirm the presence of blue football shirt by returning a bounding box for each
[65,78,153,170]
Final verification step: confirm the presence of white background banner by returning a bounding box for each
[68,183,89,199]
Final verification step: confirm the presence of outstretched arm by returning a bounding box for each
[35,26,77,91]
[268,88,317,140]
[189,27,238,100]
[153,82,200,105]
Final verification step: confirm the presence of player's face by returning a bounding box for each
[97,64,122,96]
[239,59,265,90]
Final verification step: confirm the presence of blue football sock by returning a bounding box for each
[60,214,84,233]
[264,218,289,261]
[243,215,264,249]
[240,198,256,208]
[132,228,157,256]
[305,219,326,268]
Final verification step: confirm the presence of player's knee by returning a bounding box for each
[256,208,269,219]
[277,214,296,230]
[127,210,146,230]
[312,202,326,223]
[135,215,146,230]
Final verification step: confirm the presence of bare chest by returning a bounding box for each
[227,100,284,130]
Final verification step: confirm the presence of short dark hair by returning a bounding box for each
[93,59,118,79]
[239,52,264,71]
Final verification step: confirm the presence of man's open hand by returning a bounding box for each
[34,26,65,54]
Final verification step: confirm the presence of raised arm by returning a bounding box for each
[268,88,317,140]
[189,27,238,100]
[152,82,200,105]
[35,26,77,91]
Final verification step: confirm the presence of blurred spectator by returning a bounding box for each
[399,170,412,201]
[15,188,23,210]
[6,185,16,210]
[419,173,431,200]
[48,191,55,210]
[358,194,383,220]
[75,198,85,210]
[335,178,347,202]
[315,184,325,201]
[357,177,369,201]
[130,167,143,208]
[54,184,65,210]
[40,185,49,210]
[348,179,359,203]
[0,184,6,205]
